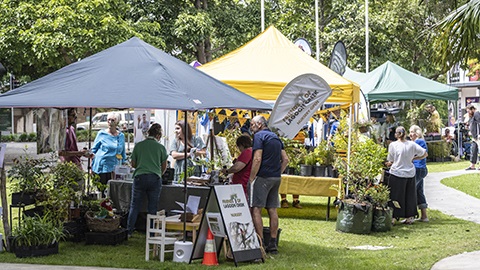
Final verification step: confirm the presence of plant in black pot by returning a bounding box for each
[333,118,387,234]
[8,153,50,206]
[281,137,305,175]
[300,149,316,176]
[12,213,65,258]
[313,140,335,177]
[45,162,85,223]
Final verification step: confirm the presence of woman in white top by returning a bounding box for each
[385,126,428,225]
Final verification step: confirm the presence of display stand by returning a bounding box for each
[190,185,263,266]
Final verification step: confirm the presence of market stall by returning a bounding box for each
[199,25,360,196]
[0,37,271,250]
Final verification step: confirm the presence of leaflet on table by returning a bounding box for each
[171,195,200,214]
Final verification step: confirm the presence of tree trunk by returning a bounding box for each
[196,41,207,64]
[1,167,12,251]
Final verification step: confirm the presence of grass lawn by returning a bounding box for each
[1,195,480,269]
[426,160,469,173]
[442,173,480,199]
[1,159,478,269]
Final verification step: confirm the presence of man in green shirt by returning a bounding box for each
[127,123,168,237]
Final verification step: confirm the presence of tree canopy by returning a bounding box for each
[0,0,476,86]
[0,0,164,80]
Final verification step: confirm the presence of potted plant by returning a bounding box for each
[46,162,85,221]
[367,183,392,232]
[12,213,65,258]
[8,153,49,206]
[280,137,304,175]
[333,118,387,234]
[300,149,316,176]
[313,140,335,177]
[40,162,87,241]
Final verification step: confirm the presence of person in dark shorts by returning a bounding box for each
[249,115,289,254]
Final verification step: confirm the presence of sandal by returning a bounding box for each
[401,217,415,225]
[391,218,397,226]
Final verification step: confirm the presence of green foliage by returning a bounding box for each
[330,110,350,151]
[442,173,480,199]
[303,150,317,166]
[28,132,36,141]
[313,140,335,165]
[217,128,242,160]
[18,133,29,142]
[366,184,390,208]
[0,133,36,142]
[0,0,465,85]
[0,134,14,142]
[0,0,164,79]
[2,199,480,269]
[280,137,306,170]
[75,130,98,142]
[91,174,106,194]
[13,213,65,247]
[333,122,387,203]
[427,160,470,173]
[8,151,49,193]
[80,197,102,213]
[434,0,480,69]
[428,140,451,159]
[178,166,196,183]
[44,162,85,223]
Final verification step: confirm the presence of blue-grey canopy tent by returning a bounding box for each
[344,61,458,102]
[0,37,270,111]
[0,37,270,249]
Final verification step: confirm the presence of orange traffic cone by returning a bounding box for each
[202,228,219,266]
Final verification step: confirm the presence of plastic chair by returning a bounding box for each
[145,214,179,262]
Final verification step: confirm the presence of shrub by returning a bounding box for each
[8,152,49,193]
[18,133,29,142]
[13,214,65,247]
[76,130,98,142]
[28,132,37,141]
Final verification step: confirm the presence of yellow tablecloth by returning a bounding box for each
[280,175,341,197]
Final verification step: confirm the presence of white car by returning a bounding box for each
[76,111,134,132]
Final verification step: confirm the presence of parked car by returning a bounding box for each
[76,111,134,132]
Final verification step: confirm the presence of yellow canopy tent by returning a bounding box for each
[199,26,360,104]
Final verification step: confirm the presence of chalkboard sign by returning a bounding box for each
[190,185,263,266]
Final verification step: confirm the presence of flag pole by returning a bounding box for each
[365,0,369,73]
[261,0,265,31]
[315,0,319,61]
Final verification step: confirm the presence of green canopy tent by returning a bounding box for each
[344,61,458,102]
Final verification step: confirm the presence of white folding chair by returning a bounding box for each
[145,214,179,262]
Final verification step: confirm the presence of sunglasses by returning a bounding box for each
[107,119,116,122]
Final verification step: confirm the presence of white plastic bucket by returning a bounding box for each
[173,241,193,263]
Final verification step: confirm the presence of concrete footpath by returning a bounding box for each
[426,169,480,270]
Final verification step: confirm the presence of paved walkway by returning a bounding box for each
[426,169,480,270]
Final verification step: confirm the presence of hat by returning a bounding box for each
[466,104,476,110]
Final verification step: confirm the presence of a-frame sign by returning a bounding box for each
[190,184,263,266]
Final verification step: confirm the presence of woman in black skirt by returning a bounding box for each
[385,126,428,225]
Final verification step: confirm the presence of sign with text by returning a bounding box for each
[269,73,332,139]
[215,185,260,253]
[191,185,263,266]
